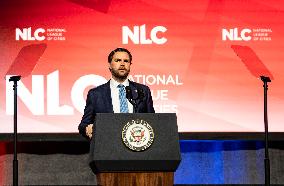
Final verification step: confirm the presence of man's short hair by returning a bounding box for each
[108,48,132,63]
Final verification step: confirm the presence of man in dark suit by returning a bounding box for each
[78,48,155,139]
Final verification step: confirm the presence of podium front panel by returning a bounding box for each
[89,113,181,172]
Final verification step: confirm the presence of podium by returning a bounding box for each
[89,113,181,186]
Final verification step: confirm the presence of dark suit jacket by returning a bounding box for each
[78,80,155,138]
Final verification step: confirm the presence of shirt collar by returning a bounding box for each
[110,78,129,88]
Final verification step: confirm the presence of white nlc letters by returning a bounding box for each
[15,27,45,41]
[122,24,167,44]
[222,28,252,41]
[5,71,107,115]
[6,75,44,115]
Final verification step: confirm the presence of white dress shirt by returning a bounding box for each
[110,78,134,113]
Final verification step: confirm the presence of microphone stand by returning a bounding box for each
[125,87,144,113]
[125,87,138,113]
[129,99,138,113]
[9,75,21,186]
[260,76,271,186]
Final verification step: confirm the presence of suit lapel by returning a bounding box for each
[103,81,114,113]
[128,80,137,90]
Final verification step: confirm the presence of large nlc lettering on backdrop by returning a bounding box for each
[1,0,283,133]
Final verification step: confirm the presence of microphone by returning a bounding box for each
[125,86,133,100]
[137,88,144,100]
[125,86,137,112]
[126,86,144,101]
[125,86,145,113]
[125,86,137,113]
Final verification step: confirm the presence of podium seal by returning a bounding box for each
[122,119,154,151]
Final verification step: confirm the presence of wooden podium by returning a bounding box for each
[97,172,173,186]
[89,113,181,186]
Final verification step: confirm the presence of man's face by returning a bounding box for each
[109,51,131,82]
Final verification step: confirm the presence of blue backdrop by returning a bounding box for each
[174,140,265,184]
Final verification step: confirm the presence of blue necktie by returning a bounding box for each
[118,84,129,113]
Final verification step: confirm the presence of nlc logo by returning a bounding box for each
[222,28,252,41]
[16,27,45,41]
[122,24,167,44]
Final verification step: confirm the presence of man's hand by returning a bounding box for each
[86,124,93,139]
